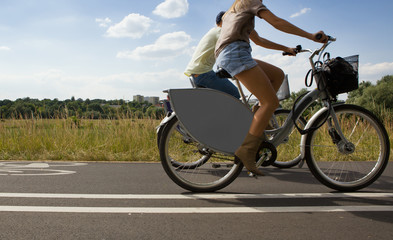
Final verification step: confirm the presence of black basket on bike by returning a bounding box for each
[312,54,359,98]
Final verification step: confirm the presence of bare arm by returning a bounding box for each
[258,9,327,43]
[250,30,291,52]
[250,30,297,55]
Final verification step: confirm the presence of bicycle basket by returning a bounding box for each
[313,55,359,97]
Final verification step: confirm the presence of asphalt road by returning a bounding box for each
[0,161,392,240]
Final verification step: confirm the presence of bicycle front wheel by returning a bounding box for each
[305,104,390,191]
[159,116,243,192]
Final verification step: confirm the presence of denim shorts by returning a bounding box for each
[216,41,257,77]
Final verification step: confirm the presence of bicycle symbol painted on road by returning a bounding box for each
[0,162,87,176]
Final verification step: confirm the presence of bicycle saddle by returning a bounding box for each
[215,68,233,79]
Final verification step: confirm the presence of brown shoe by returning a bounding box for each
[235,133,264,176]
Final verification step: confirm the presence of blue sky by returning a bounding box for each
[0,0,392,100]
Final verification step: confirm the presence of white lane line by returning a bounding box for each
[0,192,392,199]
[0,205,392,214]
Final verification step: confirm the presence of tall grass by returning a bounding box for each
[0,117,160,161]
[0,107,392,162]
[376,106,393,151]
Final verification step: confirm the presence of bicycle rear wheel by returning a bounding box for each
[162,118,211,169]
[159,116,243,192]
[305,104,390,191]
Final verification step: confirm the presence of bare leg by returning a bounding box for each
[233,61,284,176]
[253,59,285,92]
[252,59,285,112]
[235,61,284,137]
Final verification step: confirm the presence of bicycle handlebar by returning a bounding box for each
[309,35,336,70]
[282,35,336,57]
[282,45,302,56]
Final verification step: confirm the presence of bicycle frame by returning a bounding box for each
[267,89,323,146]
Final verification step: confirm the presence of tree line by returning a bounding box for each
[0,96,166,120]
[1,75,392,121]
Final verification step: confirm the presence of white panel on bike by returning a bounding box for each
[169,88,253,155]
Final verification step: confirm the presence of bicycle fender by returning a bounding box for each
[156,112,176,134]
[168,88,253,155]
[300,106,329,158]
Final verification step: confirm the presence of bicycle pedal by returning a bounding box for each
[248,172,258,179]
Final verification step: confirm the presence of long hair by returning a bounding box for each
[229,0,253,13]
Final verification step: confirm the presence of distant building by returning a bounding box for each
[133,95,160,105]
[145,96,159,105]
[133,95,144,103]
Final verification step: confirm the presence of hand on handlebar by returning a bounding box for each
[283,45,302,56]
[283,48,297,56]
[313,31,328,43]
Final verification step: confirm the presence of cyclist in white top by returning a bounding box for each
[184,11,240,99]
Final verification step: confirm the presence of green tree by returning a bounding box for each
[280,88,309,110]
[347,75,393,111]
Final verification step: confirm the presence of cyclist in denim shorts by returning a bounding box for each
[215,0,327,175]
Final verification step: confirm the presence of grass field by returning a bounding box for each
[0,118,160,161]
[0,113,392,162]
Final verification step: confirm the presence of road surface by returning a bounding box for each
[0,161,392,239]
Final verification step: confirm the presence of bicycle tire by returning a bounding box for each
[159,119,210,169]
[159,116,243,192]
[305,104,390,191]
[270,109,307,168]
[157,124,164,147]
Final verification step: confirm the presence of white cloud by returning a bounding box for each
[359,61,393,83]
[360,62,393,75]
[0,46,11,51]
[106,13,153,39]
[153,0,189,19]
[117,31,192,60]
[95,17,112,28]
[290,8,311,18]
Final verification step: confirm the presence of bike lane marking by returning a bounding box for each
[0,162,87,176]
